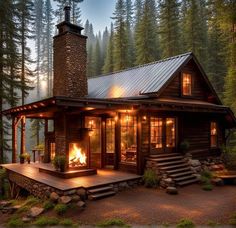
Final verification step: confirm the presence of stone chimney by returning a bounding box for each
[53,6,88,97]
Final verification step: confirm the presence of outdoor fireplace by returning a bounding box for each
[68,142,88,169]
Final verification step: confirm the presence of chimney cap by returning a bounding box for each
[64,6,71,23]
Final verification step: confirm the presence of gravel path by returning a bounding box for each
[77,184,236,225]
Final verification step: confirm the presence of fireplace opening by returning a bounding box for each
[69,142,88,169]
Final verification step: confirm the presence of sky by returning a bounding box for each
[79,0,116,33]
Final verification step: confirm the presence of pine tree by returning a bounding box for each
[16,0,35,155]
[0,0,21,163]
[103,23,114,74]
[101,27,109,68]
[112,0,129,71]
[93,37,103,76]
[159,0,181,58]
[181,0,208,69]
[135,0,159,65]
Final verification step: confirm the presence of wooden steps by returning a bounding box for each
[87,185,116,200]
[147,153,198,187]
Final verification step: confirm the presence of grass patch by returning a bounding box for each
[43,200,54,211]
[59,218,74,226]
[7,217,24,227]
[96,218,130,227]
[24,196,40,206]
[202,184,213,191]
[229,212,236,225]
[54,203,68,215]
[16,205,30,214]
[207,220,220,226]
[176,218,195,228]
[34,216,59,226]
[142,169,159,188]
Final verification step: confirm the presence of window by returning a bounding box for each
[182,73,192,96]
[210,122,217,147]
[150,117,163,148]
[106,118,115,154]
[120,114,137,164]
[166,118,176,148]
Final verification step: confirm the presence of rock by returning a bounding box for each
[33,184,38,189]
[29,207,44,218]
[59,196,72,204]
[22,217,32,222]
[0,201,12,208]
[193,174,201,181]
[50,192,59,202]
[212,178,224,186]
[166,187,178,195]
[64,189,76,196]
[189,159,201,167]
[77,201,85,208]
[118,182,129,190]
[77,188,86,197]
[71,195,80,202]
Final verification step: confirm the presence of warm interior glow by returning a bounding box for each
[182,73,192,95]
[109,86,124,98]
[69,144,87,167]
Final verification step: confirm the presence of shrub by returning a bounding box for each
[24,196,40,206]
[43,200,54,211]
[229,212,236,225]
[96,218,130,227]
[202,183,213,191]
[7,217,24,227]
[180,140,190,153]
[207,220,220,227]
[176,219,195,228]
[54,203,67,215]
[143,169,159,188]
[34,216,59,226]
[53,155,66,172]
[59,218,74,226]
[221,146,236,170]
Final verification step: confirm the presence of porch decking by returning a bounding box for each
[0,163,141,191]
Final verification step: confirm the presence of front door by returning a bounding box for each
[104,118,115,168]
[150,117,176,153]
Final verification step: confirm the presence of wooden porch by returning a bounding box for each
[0,163,141,191]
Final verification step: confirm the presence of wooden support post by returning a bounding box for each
[12,117,17,163]
[20,116,26,155]
[44,119,49,163]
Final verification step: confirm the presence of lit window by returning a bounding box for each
[182,73,192,96]
[166,118,176,148]
[120,114,137,164]
[150,117,163,148]
[210,122,217,147]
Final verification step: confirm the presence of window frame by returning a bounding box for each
[181,71,193,97]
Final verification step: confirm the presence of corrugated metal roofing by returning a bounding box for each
[88,52,192,99]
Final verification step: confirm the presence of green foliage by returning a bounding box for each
[221,146,236,170]
[200,170,213,191]
[180,140,190,152]
[176,218,195,228]
[207,220,220,227]
[0,168,6,179]
[52,155,66,172]
[54,203,68,215]
[7,217,24,227]
[96,218,130,227]
[43,200,54,211]
[24,196,40,206]
[202,183,213,191]
[201,170,213,180]
[143,169,159,188]
[34,216,59,226]
[229,212,236,225]
[59,218,74,226]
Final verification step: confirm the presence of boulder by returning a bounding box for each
[29,207,44,218]
[71,195,80,202]
[166,187,178,195]
[189,159,201,167]
[77,201,85,208]
[22,217,32,223]
[212,178,224,186]
[59,195,72,204]
[50,192,59,202]
[77,188,86,197]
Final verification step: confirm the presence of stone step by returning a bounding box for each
[166,167,192,174]
[148,156,184,162]
[157,160,186,167]
[177,178,198,187]
[149,153,180,158]
[87,186,113,194]
[169,171,194,178]
[174,175,196,182]
[88,191,116,200]
[160,163,189,171]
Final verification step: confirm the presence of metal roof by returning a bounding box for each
[88,52,192,99]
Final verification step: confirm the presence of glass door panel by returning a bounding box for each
[105,118,115,167]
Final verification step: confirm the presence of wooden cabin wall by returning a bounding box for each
[160,59,216,103]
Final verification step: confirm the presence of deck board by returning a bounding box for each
[0,163,141,191]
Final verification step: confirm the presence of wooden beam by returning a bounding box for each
[12,117,17,163]
[20,116,26,155]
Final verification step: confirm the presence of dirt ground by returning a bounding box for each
[1,184,236,226]
[76,184,236,226]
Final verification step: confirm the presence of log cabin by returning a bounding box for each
[2,7,236,181]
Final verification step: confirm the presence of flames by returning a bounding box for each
[69,144,87,167]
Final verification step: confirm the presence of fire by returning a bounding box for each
[69,144,87,167]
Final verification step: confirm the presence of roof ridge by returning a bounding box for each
[88,52,193,79]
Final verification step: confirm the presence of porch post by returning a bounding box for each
[20,116,26,155]
[12,117,17,163]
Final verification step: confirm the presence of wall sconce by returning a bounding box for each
[142,115,147,121]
